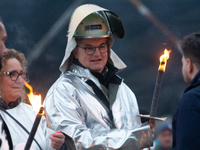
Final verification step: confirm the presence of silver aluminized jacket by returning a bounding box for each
[44,64,153,150]
[0,102,55,150]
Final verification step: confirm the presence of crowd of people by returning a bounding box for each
[0,3,200,150]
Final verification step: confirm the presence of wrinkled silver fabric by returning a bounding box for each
[44,64,153,150]
[0,103,55,150]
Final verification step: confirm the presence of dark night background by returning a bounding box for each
[0,0,199,128]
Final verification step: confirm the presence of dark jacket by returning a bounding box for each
[172,70,200,149]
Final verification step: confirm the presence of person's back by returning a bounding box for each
[172,31,200,149]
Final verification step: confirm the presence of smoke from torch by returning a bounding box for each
[128,0,181,52]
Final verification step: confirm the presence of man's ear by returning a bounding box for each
[73,48,78,59]
[187,58,199,80]
[186,58,193,74]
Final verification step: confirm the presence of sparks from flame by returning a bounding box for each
[23,80,42,114]
[158,49,171,72]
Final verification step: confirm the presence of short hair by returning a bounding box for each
[0,48,29,102]
[181,31,200,69]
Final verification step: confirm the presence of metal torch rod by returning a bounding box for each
[150,70,164,118]
[24,107,43,150]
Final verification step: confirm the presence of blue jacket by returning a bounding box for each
[172,70,200,149]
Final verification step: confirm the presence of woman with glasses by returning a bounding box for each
[44,4,155,150]
[0,49,65,150]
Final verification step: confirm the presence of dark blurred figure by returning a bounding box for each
[0,15,7,149]
[172,31,200,149]
[0,16,7,69]
[151,123,172,150]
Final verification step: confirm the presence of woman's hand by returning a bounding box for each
[49,131,65,150]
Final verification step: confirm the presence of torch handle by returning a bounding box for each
[150,70,164,117]
[24,107,43,150]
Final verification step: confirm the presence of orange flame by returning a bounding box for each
[158,49,171,72]
[23,80,42,114]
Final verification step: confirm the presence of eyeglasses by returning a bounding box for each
[77,43,108,55]
[2,71,27,81]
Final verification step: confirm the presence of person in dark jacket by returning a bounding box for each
[172,31,200,149]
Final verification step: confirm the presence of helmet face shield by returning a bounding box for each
[104,11,125,39]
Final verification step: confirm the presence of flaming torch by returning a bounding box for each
[138,49,171,121]
[23,81,43,150]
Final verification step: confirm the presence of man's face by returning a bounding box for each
[73,38,108,73]
[0,22,7,59]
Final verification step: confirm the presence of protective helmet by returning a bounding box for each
[60,4,127,73]
[74,12,110,38]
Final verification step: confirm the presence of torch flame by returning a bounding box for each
[158,49,171,72]
[23,80,42,114]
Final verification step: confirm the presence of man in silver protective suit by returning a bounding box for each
[44,4,155,150]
